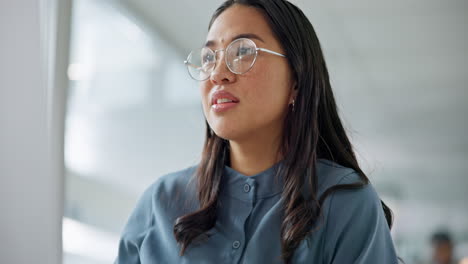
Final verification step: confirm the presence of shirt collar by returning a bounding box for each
[221,160,285,201]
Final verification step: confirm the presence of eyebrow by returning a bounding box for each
[204,33,265,47]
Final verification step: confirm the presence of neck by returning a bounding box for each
[228,130,283,176]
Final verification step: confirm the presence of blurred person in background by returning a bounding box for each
[429,231,458,264]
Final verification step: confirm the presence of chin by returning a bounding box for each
[211,128,237,141]
[210,124,245,141]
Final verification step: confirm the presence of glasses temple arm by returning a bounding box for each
[184,60,203,70]
[257,48,286,58]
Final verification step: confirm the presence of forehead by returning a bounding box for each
[206,5,276,47]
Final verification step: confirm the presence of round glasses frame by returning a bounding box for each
[184,38,287,81]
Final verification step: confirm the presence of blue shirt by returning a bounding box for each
[115,159,398,263]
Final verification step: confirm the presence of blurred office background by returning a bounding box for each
[63,0,468,263]
[1,0,467,263]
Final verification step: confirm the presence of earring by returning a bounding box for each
[291,99,295,112]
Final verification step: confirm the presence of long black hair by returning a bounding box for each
[174,1,394,263]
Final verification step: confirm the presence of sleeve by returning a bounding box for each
[114,184,155,264]
[322,173,398,264]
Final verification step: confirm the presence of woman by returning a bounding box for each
[116,0,399,263]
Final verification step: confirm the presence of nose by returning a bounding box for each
[209,50,236,85]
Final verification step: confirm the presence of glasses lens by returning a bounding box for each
[186,47,215,80]
[226,39,257,74]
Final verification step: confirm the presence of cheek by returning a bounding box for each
[247,64,291,108]
[199,82,211,112]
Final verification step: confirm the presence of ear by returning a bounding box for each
[289,81,298,104]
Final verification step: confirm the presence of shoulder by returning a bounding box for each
[315,161,389,253]
[125,165,200,235]
[315,158,381,213]
[119,165,199,246]
[149,165,197,193]
[324,176,382,217]
[129,164,198,211]
[314,159,385,231]
[143,165,198,208]
[315,162,397,262]
[315,158,362,196]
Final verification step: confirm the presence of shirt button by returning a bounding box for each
[243,183,250,193]
[232,240,241,249]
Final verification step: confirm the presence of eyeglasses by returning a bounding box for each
[184,38,286,81]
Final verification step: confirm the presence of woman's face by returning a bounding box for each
[200,4,296,142]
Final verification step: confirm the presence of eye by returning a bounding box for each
[236,46,255,57]
[202,53,214,64]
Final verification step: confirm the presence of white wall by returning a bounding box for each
[0,0,70,263]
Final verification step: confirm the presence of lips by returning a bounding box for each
[211,90,240,106]
[210,90,240,113]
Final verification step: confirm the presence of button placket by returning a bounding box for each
[229,178,256,262]
[244,178,256,203]
[243,183,250,193]
[232,240,241,249]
